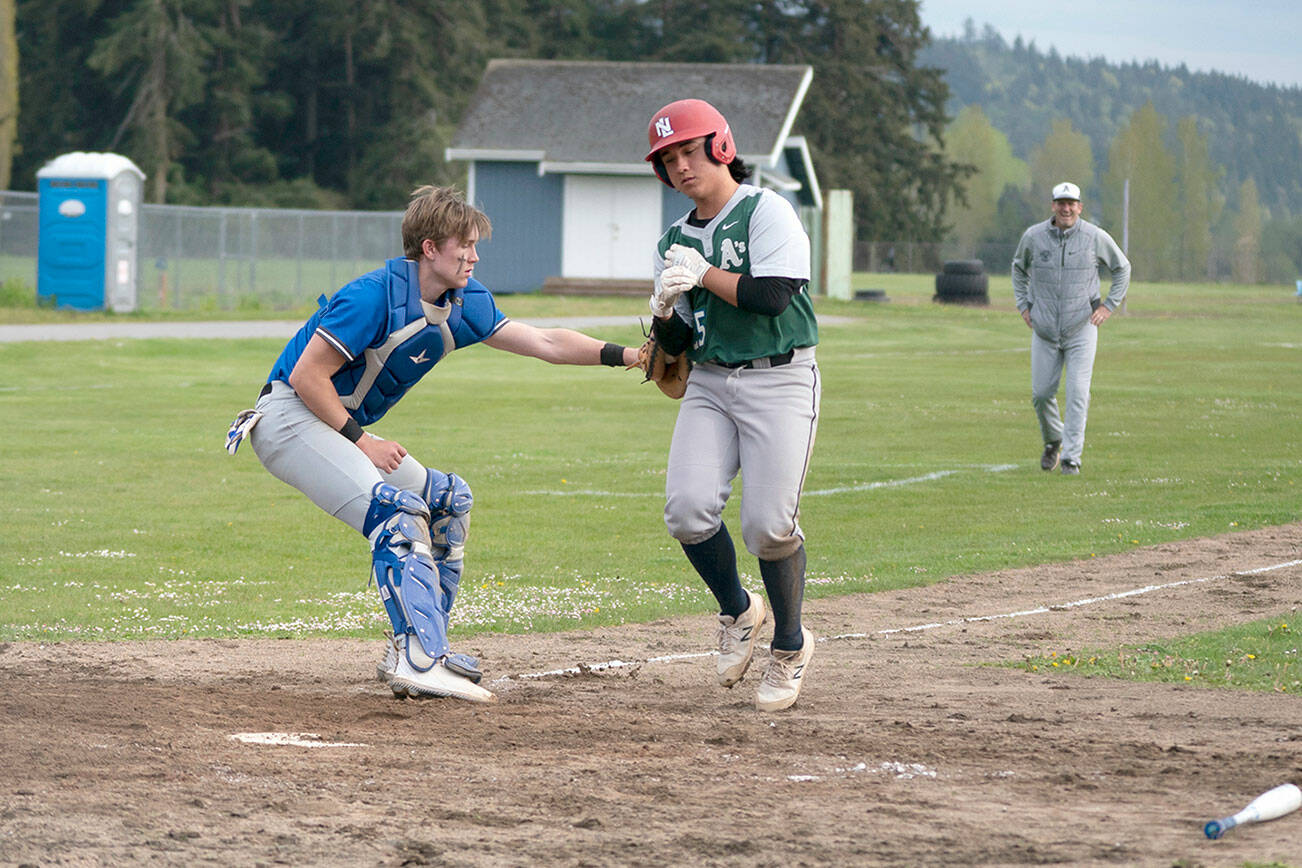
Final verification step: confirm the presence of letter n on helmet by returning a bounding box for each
[645,99,736,188]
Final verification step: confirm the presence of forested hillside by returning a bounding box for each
[921,25,1302,283]
[922,26,1302,218]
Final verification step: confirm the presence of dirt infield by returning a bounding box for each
[3,524,1301,867]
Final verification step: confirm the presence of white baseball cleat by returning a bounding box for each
[388,635,496,704]
[715,590,767,687]
[377,630,483,684]
[376,630,400,683]
[755,627,814,712]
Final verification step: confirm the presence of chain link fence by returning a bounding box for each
[0,191,403,312]
[0,188,1030,312]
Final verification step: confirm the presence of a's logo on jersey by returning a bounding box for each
[410,349,431,365]
[719,239,745,270]
[654,116,674,139]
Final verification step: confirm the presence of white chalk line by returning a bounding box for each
[230,731,368,748]
[806,464,1017,496]
[494,558,1302,685]
[520,463,1019,499]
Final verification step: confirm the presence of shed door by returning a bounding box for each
[561,175,662,279]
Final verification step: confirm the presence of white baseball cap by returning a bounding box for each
[1051,182,1081,201]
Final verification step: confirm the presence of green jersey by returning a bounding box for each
[656,184,817,365]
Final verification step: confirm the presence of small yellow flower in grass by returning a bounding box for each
[1130,539,1139,544]
[1184,676,1192,681]
[1248,654,1256,660]
[1051,661,1059,668]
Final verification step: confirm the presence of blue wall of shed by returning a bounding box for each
[471,162,563,293]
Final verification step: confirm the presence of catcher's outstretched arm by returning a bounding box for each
[484,321,636,367]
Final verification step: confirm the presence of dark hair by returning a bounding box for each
[704,133,753,181]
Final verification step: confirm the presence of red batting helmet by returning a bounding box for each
[645,99,736,188]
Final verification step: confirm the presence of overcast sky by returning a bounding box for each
[918,0,1302,90]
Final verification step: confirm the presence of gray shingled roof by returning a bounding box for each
[447,60,813,168]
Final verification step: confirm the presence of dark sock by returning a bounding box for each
[760,545,807,651]
[681,524,749,617]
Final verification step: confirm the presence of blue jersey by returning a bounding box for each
[268,258,507,424]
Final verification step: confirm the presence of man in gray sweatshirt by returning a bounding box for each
[1012,182,1130,475]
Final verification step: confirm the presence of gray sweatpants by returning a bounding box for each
[664,348,820,560]
[1031,323,1098,466]
[249,381,430,535]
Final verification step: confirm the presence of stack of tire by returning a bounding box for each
[934,260,989,305]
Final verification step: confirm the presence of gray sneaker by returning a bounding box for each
[1060,459,1080,475]
[755,627,815,712]
[716,590,767,687]
[1040,441,1062,471]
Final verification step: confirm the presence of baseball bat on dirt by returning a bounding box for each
[1203,783,1302,839]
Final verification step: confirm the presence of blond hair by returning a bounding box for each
[401,185,492,260]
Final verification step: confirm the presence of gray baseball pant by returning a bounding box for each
[1031,323,1098,466]
[249,381,429,534]
[664,349,819,560]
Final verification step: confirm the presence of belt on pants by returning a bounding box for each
[709,347,809,369]
[259,381,275,399]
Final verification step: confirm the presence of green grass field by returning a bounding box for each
[2,274,1299,685]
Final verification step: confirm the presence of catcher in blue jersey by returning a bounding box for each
[226,185,637,703]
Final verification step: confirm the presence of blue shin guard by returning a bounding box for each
[422,470,481,681]
[435,558,481,682]
[365,483,449,671]
[424,470,472,562]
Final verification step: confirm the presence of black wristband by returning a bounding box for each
[600,342,626,367]
[339,417,364,443]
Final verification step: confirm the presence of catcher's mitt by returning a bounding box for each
[633,335,691,399]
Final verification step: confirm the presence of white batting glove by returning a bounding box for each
[650,265,696,318]
[664,244,711,286]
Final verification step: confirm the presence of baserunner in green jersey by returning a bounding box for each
[644,98,821,712]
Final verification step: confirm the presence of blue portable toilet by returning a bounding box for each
[37,152,145,311]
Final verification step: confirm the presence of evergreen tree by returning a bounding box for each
[87,0,213,202]
[13,0,121,188]
[1103,102,1177,279]
[176,0,282,202]
[739,0,969,241]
